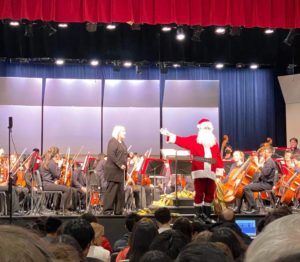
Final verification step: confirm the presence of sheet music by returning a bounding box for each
[161,149,190,159]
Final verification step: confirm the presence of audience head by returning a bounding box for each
[218,208,235,223]
[191,221,209,240]
[125,212,142,232]
[245,214,300,262]
[80,212,98,223]
[210,227,245,260]
[140,250,172,262]
[172,217,193,241]
[256,207,292,233]
[154,207,171,226]
[150,229,190,259]
[175,242,234,262]
[193,230,213,243]
[61,219,95,256]
[90,222,105,246]
[45,216,62,235]
[127,219,158,262]
[0,225,54,262]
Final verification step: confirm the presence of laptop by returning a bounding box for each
[235,219,257,238]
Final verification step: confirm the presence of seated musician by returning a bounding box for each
[223,150,246,213]
[25,148,42,190]
[71,162,87,210]
[244,146,277,214]
[39,146,72,211]
[289,137,300,154]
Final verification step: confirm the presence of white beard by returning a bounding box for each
[197,129,216,148]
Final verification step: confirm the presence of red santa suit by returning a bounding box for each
[166,119,224,206]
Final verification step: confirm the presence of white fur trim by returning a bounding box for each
[194,202,202,207]
[197,121,213,130]
[191,170,216,180]
[216,168,224,177]
[168,134,176,143]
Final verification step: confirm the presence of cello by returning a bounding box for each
[280,169,300,204]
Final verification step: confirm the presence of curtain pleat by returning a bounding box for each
[0,0,299,28]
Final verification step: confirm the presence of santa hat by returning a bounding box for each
[197,118,213,130]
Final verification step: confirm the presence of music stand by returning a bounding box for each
[161,149,191,206]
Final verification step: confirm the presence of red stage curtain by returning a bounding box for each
[0,0,300,28]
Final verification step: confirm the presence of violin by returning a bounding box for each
[0,158,8,185]
[90,191,101,206]
[15,165,26,187]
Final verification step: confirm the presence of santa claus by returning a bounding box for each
[160,118,224,223]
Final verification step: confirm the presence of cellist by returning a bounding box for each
[244,146,277,214]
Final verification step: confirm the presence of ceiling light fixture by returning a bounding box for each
[176,27,185,41]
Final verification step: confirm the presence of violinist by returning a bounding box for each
[39,146,72,211]
[244,146,277,214]
[103,125,128,215]
[289,137,300,154]
[24,148,42,190]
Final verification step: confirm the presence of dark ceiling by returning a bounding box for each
[0,21,300,73]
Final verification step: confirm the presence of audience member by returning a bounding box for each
[88,223,110,262]
[140,250,173,262]
[154,207,172,234]
[43,216,62,243]
[245,214,300,262]
[113,212,141,251]
[175,242,234,262]
[193,230,213,243]
[172,217,193,241]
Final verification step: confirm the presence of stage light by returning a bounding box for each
[90,60,99,66]
[283,29,299,46]
[250,63,259,69]
[162,26,172,32]
[86,23,97,32]
[176,27,185,41]
[215,63,224,69]
[215,27,226,34]
[123,61,132,67]
[191,26,204,42]
[106,24,116,30]
[55,59,64,65]
[173,63,180,68]
[58,23,68,28]
[236,63,244,68]
[265,28,274,34]
[9,21,20,27]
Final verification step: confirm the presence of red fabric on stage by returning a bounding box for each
[1,0,300,28]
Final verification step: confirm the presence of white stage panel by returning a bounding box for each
[44,79,102,107]
[164,80,219,107]
[0,105,41,153]
[43,106,101,154]
[103,108,160,155]
[162,108,220,149]
[0,77,42,105]
[104,80,160,107]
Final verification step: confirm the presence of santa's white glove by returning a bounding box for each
[216,168,224,178]
[160,128,176,143]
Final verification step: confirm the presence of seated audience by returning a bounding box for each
[154,207,172,234]
[43,216,62,243]
[172,217,193,242]
[140,250,172,262]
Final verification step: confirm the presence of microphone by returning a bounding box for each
[8,116,13,129]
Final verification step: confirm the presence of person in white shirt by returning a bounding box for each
[154,207,172,234]
[87,222,110,262]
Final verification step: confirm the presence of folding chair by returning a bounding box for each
[31,170,64,215]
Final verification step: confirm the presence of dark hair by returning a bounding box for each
[290,137,298,143]
[125,213,142,232]
[127,220,158,262]
[150,229,189,259]
[191,221,209,234]
[33,148,40,153]
[154,208,171,224]
[80,212,98,223]
[175,242,233,262]
[274,253,300,262]
[210,227,245,259]
[61,219,94,251]
[140,250,172,262]
[172,217,192,241]
[45,217,62,234]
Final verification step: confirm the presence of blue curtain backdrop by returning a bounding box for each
[0,62,286,150]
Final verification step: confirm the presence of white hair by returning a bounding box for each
[112,125,125,139]
[245,214,300,262]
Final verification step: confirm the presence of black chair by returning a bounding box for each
[31,170,64,215]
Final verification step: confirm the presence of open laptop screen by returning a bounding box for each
[235,219,257,237]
